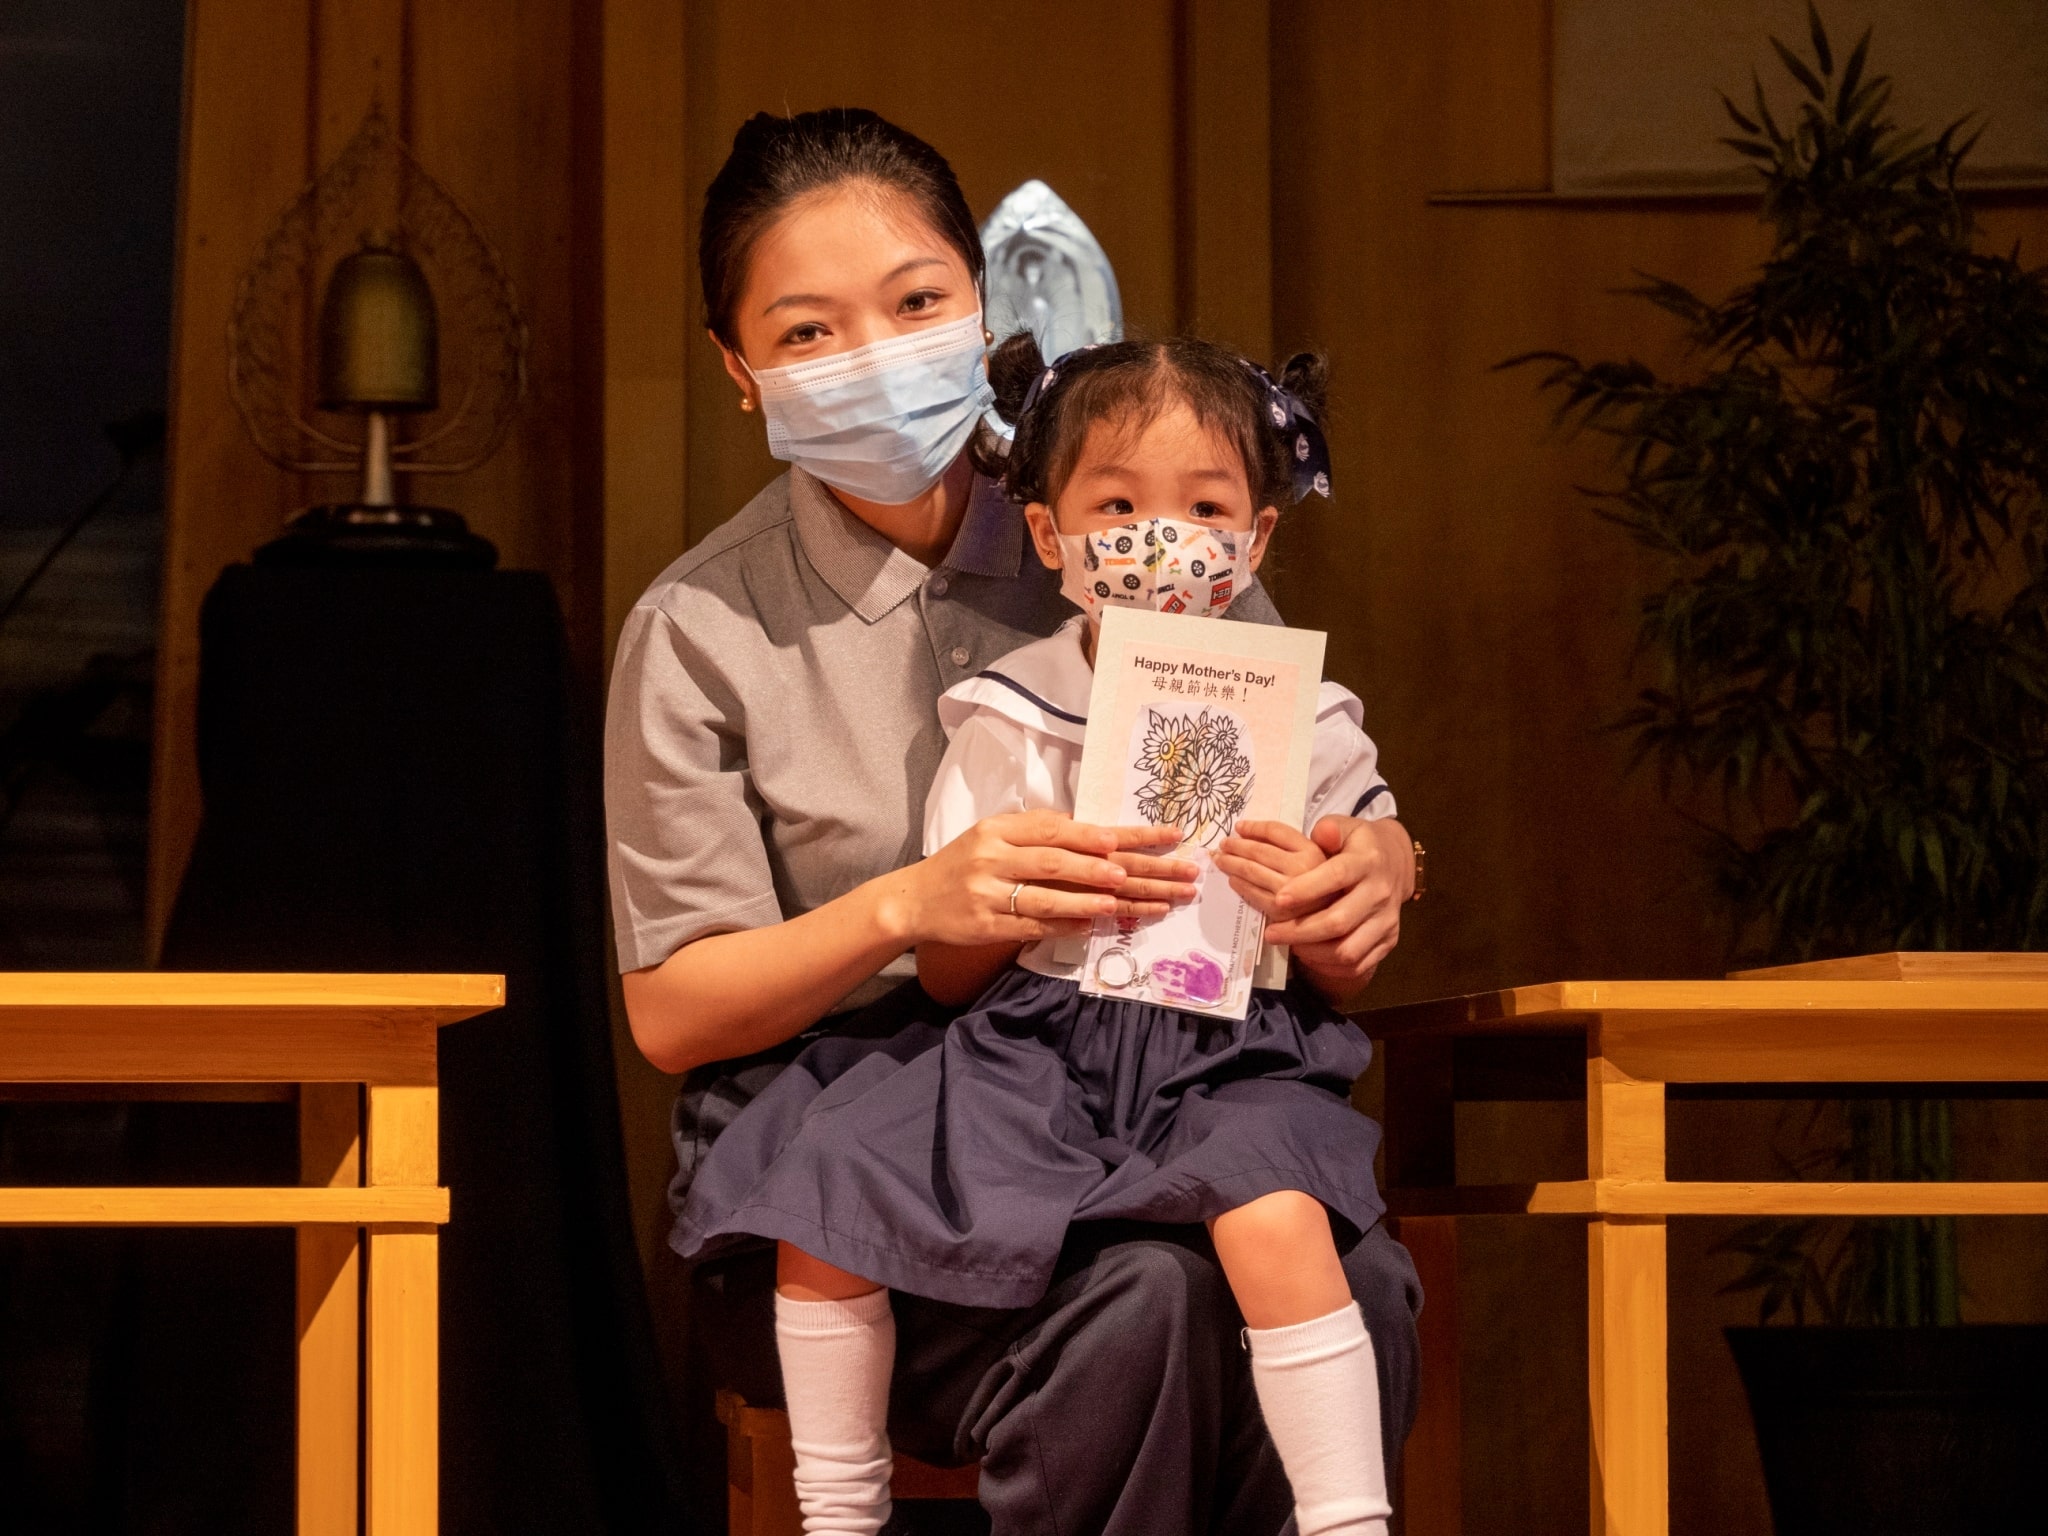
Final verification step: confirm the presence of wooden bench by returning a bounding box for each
[1360,951,2048,1536]
[0,971,504,1536]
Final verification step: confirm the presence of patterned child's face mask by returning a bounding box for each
[1054,518,1249,621]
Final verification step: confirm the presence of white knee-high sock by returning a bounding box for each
[1246,1303,1392,1536]
[774,1288,896,1535]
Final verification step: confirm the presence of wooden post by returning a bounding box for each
[366,1084,439,1536]
[1586,1056,1667,1536]
[1392,1215,1461,1536]
[298,1083,363,1535]
[1382,1035,1461,1536]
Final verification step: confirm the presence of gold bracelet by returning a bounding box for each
[1410,840,1427,902]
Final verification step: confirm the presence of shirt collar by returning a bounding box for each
[789,468,930,623]
[789,467,1026,625]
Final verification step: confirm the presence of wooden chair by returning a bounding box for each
[717,1390,982,1536]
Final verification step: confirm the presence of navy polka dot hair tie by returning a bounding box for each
[1239,359,1333,502]
[1016,343,1104,425]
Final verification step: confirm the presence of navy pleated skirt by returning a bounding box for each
[673,968,1386,1309]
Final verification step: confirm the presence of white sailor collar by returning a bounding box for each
[938,616,1093,745]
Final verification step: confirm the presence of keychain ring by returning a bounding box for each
[1095,949,1142,990]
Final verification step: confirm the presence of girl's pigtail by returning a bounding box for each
[1277,351,1329,425]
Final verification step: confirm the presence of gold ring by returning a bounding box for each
[1009,882,1026,915]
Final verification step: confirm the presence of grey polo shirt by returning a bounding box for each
[604,466,1284,1013]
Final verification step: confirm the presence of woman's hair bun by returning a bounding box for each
[985,331,1048,426]
[728,110,784,155]
[1278,350,1330,424]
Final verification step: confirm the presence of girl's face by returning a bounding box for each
[1023,402,1280,576]
[716,182,980,396]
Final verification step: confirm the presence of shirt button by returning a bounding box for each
[930,574,950,598]
[950,645,971,668]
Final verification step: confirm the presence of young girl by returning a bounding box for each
[677,335,1397,1536]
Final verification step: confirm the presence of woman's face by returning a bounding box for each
[718,182,980,399]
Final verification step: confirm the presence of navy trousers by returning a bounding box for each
[693,1216,1421,1534]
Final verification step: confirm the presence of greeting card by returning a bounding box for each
[1071,608,1327,1020]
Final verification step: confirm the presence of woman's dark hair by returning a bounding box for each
[700,107,985,347]
[971,333,1329,512]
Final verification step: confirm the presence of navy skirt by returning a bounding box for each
[673,967,1386,1309]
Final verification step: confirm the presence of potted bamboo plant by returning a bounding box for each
[1516,9,2048,1531]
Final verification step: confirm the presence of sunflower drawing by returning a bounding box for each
[1132,707,1254,848]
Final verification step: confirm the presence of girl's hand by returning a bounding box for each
[1103,842,1205,910]
[1213,820,1329,907]
[888,811,1195,948]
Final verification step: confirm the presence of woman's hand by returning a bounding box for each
[1216,815,1414,1000]
[1211,820,1329,902]
[883,810,1196,949]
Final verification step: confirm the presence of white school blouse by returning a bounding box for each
[921,616,1398,981]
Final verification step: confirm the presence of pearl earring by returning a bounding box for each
[740,395,755,413]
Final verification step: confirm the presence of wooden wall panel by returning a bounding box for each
[1270,7,1756,1528]
[407,0,603,660]
[1269,0,1748,1010]
[1274,5,2048,1532]
[151,0,317,942]
[1179,0,1273,361]
[601,0,690,651]
[600,0,694,1280]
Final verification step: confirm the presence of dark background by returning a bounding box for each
[0,0,178,958]
[0,0,183,1522]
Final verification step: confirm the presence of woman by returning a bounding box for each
[606,107,1420,1535]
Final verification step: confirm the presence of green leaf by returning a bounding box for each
[1921,826,1948,895]
[1951,118,1986,170]
[1837,28,1872,119]
[1752,71,1785,145]
[1806,1,1833,77]
[1772,35,1826,101]
[1720,90,1762,135]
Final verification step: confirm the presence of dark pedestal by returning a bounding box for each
[118,564,681,1532]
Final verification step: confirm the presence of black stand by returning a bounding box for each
[116,564,682,1531]
[254,502,499,569]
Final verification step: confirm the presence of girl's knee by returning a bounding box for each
[1212,1194,1351,1327]
[775,1241,882,1301]
[1212,1190,1334,1255]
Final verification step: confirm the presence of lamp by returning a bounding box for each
[228,107,527,566]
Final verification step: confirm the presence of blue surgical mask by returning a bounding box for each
[744,311,995,505]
